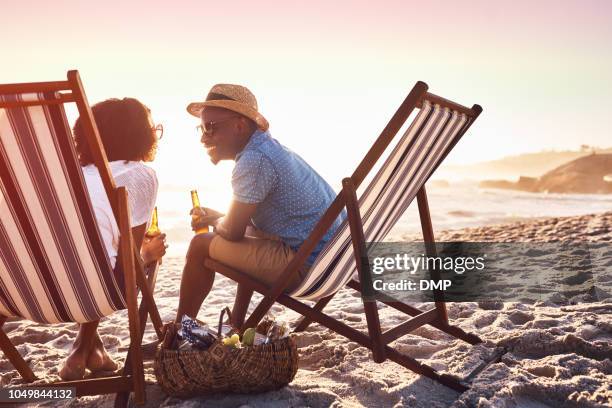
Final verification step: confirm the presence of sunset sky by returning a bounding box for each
[2,0,611,211]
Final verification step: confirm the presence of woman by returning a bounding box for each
[59,98,167,381]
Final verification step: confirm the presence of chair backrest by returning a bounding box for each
[291,95,480,301]
[0,89,126,323]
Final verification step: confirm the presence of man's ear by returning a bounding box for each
[239,117,253,136]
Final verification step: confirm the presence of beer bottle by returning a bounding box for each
[146,207,160,237]
[191,189,209,234]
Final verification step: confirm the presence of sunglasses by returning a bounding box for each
[196,116,241,136]
[152,123,164,140]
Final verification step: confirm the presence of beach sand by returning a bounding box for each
[1,212,611,407]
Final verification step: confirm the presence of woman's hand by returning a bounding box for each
[141,233,167,265]
[190,207,224,231]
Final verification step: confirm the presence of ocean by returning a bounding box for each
[154,182,612,257]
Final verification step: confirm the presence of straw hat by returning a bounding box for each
[187,84,269,131]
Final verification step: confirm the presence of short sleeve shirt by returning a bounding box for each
[82,161,158,268]
[232,130,344,265]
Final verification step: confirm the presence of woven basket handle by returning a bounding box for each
[161,321,178,350]
[217,306,232,337]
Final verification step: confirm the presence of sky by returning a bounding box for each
[2,0,612,210]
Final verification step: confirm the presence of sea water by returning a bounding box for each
[154,182,612,256]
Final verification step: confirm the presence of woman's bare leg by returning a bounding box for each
[59,320,119,379]
[59,321,98,380]
[86,331,118,372]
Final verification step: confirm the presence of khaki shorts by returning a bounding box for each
[209,234,308,292]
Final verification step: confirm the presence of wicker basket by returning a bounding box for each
[154,309,299,397]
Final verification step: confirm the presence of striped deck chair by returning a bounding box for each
[0,70,163,406]
[206,81,484,391]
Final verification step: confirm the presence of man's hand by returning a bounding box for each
[190,207,224,231]
[142,233,168,265]
[212,200,258,241]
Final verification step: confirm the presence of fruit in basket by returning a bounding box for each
[242,328,256,346]
[222,333,241,348]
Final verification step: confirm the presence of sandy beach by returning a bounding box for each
[1,211,610,407]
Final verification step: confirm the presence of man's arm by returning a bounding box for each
[194,200,257,241]
[214,200,257,241]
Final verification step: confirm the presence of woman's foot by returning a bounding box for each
[86,334,118,373]
[59,342,89,381]
[59,350,87,381]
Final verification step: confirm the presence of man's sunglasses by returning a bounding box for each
[196,116,241,136]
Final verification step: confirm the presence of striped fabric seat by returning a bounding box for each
[291,100,471,300]
[0,91,126,324]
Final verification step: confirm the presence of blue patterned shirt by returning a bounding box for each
[232,130,344,265]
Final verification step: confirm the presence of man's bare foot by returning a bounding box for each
[86,335,118,373]
[59,349,87,381]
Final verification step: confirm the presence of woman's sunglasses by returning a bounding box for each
[152,123,164,140]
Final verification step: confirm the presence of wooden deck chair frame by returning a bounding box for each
[205,82,483,392]
[0,70,163,406]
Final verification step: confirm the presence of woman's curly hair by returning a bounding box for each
[73,97,157,165]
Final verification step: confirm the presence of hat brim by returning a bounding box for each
[186,100,269,131]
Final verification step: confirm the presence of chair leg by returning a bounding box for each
[294,294,335,332]
[433,321,482,345]
[114,394,128,408]
[115,263,159,407]
[242,297,276,332]
[416,187,449,324]
[117,187,145,405]
[362,299,386,363]
[126,298,145,403]
[342,178,386,362]
[135,260,163,338]
[113,301,150,408]
[0,328,36,382]
[114,315,148,407]
[137,263,161,340]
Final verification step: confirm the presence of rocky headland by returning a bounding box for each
[480,153,612,194]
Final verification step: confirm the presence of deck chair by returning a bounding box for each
[205,82,483,392]
[0,70,163,406]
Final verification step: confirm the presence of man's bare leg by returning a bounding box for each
[231,284,254,328]
[175,232,216,322]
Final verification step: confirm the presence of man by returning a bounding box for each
[176,84,343,327]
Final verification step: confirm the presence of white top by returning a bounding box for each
[82,161,158,268]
